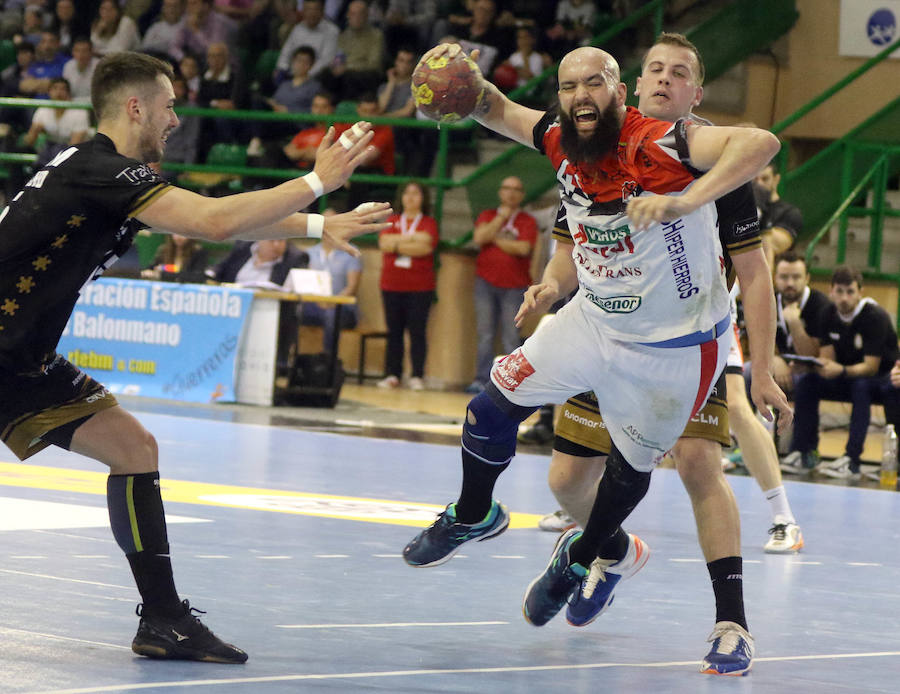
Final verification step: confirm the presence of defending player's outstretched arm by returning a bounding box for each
[135,123,389,249]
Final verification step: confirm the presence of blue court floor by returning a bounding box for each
[1,407,899,693]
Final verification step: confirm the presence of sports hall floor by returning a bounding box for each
[1,385,898,694]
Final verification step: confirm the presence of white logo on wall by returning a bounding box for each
[868,8,896,45]
[840,1,900,57]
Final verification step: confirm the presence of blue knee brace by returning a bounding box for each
[462,388,534,464]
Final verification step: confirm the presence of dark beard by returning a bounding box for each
[558,99,622,164]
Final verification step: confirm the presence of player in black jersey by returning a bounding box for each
[0,52,390,663]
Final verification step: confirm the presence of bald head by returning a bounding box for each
[559,47,621,86]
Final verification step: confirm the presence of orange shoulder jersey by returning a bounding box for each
[533,106,740,343]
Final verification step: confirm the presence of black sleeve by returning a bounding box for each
[802,290,833,341]
[775,203,803,237]
[860,305,894,358]
[715,182,761,256]
[819,305,839,347]
[532,105,558,154]
[75,148,171,220]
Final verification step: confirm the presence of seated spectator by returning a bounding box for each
[754,161,803,270]
[161,75,201,171]
[0,41,35,140]
[771,250,831,394]
[196,41,249,155]
[141,0,186,55]
[52,0,89,54]
[19,30,68,98]
[782,266,900,479]
[19,5,45,48]
[343,92,395,208]
[320,0,385,101]
[377,46,416,118]
[377,47,418,172]
[62,37,98,104]
[282,90,335,169]
[500,25,548,90]
[466,175,537,393]
[23,77,90,159]
[169,0,238,62]
[91,0,142,56]
[494,0,555,30]
[347,92,394,176]
[451,0,513,76]
[246,46,321,156]
[381,0,436,53]
[275,0,338,80]
[178,53,202,102]
[210,239,309,286]
[298,228,363,353]
[143,234,210,282]
[377,181,439,391]
[544,0,597,60]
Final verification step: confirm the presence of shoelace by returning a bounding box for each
[768,523,787,541]
[708,626,745,654]
[580,556,615,599]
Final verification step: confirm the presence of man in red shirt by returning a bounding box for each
[283,90,336,169]
[467,176,538,393]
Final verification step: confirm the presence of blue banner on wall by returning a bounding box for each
[56,278,253,403]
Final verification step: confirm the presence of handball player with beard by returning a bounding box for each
[402,41,791,673]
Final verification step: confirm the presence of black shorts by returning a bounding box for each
[0,354,118,460]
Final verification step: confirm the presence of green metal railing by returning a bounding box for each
[0,97,479,228]
[770,33,900,318]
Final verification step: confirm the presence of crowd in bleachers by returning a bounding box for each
[0,0,626,197]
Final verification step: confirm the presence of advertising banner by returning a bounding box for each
[57,278,253,403]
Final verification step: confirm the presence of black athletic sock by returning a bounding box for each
[108,472,182,617]
[570,447,651,568]
[454,450,509,524]
[707,556,747,630]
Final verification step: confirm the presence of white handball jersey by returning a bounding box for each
[534,106,736,343]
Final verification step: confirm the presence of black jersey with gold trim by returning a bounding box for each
[0,134,172,371]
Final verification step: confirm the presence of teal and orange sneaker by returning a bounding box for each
[403,501,509,567]
[700,621,754,676]
[522,529,588,627]
[566,533,650,627]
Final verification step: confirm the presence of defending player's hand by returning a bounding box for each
[515,282,558,327]
[626,195,699,231]
[312,122,376,194]
[322,202,393,257]
[750,371,793,436]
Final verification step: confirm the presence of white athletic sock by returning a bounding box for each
[764,485,795,524]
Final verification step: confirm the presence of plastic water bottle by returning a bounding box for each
[880,424,898,490]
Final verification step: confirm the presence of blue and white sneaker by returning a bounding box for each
[403,501,509,567]
[522,529,588,627]
[700,621,754,676]
[566,533,650,627]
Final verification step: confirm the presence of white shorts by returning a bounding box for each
[490,295,731,471]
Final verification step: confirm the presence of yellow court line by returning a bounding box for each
[0,461,541,529]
